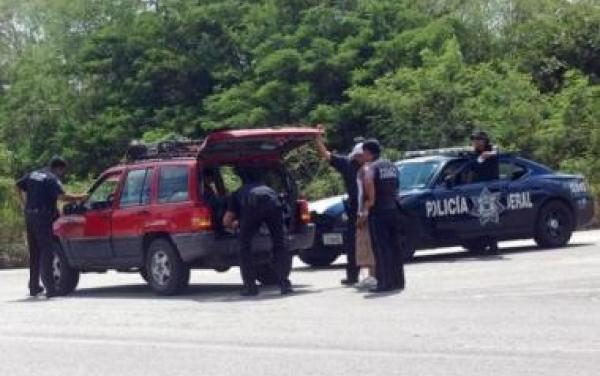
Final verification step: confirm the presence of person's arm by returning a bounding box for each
[223,211,238,229]
[479,149,497,161]
[58,193,88,203]
[314,124,331,162]
[15,175,28,208]
[223,193,240,229]
[358,166,376,226]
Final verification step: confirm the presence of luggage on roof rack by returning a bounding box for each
[125,138,204,162]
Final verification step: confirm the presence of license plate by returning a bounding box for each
[323,233,343,246]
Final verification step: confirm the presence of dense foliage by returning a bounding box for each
[0,0,598,199]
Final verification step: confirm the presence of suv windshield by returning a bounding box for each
[397,161,440,190]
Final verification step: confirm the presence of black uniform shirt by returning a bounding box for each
[368,159,400,213]
[228,183,279,217]
[471,145,499,182]
[330,153,361,213]
[16,168,65,213]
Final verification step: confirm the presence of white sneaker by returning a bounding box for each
[355,276,377,290]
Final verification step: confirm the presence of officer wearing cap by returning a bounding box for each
[314,125,364,286]
[470,130,500,254]
[360,140,405,293]
[470,130,499,182]
[15,157,88,298]
[223,166,293,297]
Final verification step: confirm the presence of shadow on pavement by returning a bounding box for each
[64,283,320,303]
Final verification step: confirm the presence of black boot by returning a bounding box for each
[240,285,259,297]
[29,286,44,297]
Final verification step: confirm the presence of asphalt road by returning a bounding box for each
[1,231,600,376]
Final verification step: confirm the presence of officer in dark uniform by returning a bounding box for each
[314,125,363,286]
[470,130,499,183]
[470,130,500,254]
[15,157,87,298]
[360,140,405,293]
[223,166,293,297]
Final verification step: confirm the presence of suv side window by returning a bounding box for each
[120,168,153,207]
[158,166,190,204]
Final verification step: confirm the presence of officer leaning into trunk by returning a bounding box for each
[223,166,293,297]
[15,157,87,298]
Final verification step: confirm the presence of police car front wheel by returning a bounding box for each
[534,200,574,248]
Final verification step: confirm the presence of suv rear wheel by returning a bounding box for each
[145,238,190,296]
[51,241,80,296]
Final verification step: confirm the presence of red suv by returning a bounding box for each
[52,128,318,295]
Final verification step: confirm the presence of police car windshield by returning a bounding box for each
[397,161,440,190]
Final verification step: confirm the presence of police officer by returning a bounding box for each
[360,140,405,293]
[470,130,500,254]
[15,157,87,298]
[470,130,499,182]
[223,166,293,297]
[314,125,364,286]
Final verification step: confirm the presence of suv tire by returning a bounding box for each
[51,241,80,296]
[534,200,574,248]
[145,238,190,296]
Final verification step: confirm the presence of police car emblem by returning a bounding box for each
[470,187,505,226]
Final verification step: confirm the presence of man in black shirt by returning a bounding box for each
[15,157,87,297]
[470,130,499,183]
[361,140,405,293]
[470,130,500,254]
[314,125,363,285]
[223,167,292,297]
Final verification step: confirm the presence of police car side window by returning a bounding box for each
[120,169,152,207]
[158,166,190,204]
[499,161,528,181]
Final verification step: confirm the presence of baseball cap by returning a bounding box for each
[470,130,490,142]
[348,143,364,159]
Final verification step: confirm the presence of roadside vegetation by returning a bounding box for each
[0,0,598,265]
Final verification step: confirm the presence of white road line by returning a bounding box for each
[1,333,599,359]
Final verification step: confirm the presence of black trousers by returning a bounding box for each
[239,203,290,289]
[369,209,405,290]
[345,211,359,282]
[25,214,56,293]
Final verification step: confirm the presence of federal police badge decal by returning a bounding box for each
[470,187,505,226]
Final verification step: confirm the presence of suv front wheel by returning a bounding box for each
[51,241,80,296]
[145,238,190,296]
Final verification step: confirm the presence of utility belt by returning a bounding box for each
[25,208,58,220]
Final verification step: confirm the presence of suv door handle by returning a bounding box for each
[137,210,151,216]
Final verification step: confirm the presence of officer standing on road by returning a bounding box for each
[360,140,405,293]
[470,130,500,254]
[223,166,293,297]
[15,157,87,298]
[470,130,499,183]
[314,125,364,286]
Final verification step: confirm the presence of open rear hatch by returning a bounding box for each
[197,127,322,163]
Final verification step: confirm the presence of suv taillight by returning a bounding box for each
[191,205,213,231]
[297,199,311,225]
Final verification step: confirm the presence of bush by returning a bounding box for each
[0,177,27,268]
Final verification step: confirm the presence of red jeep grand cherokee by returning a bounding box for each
[52,128,318,295]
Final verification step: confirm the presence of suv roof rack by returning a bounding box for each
[404,146,473,159]
[125,138,204,162]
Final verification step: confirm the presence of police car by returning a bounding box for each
[299,147,595,267]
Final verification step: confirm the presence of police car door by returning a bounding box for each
[430,160,509,240]
[499,157,536,233]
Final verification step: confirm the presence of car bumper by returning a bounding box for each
[172,224,316,264]
[575,196,595,228]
